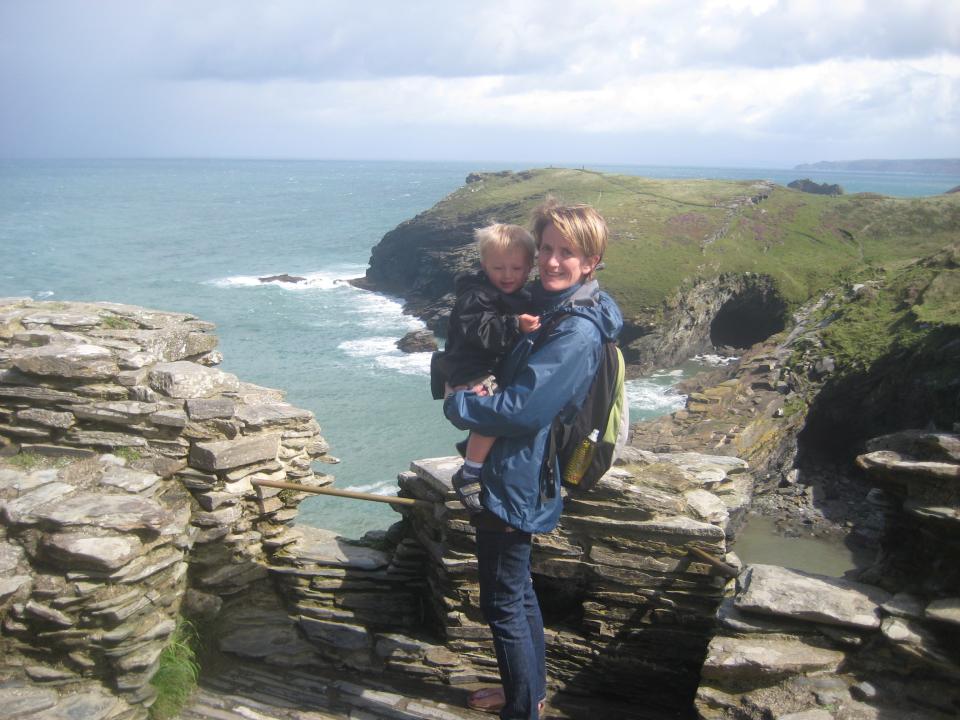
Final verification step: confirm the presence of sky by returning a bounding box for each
[1,0,958,167]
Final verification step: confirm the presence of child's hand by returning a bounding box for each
[518,313,541,333]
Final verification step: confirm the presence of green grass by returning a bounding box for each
[113,447,143,464]
[807,245,960,376]
[5,452,48,471]
[99,314,139,330]
[149,618,201,720]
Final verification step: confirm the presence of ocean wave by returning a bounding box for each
[377,351,431,376]
[337,337,431,376]
[345,292,424,332]
[208,266,367,291]
[338,337,398,358]
[345,480,401,496]
[625,378,687,413]
[36,290,55,299]
[650,368,684,378]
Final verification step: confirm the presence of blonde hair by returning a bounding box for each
[531,198,608,279]
[475,223,536,264]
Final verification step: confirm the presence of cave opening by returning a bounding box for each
[709,288,787,350]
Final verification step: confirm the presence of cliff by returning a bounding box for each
[358,169,960,373]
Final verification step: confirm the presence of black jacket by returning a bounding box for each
[436,271,532,390]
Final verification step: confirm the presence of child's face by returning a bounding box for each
[482,246,532,295]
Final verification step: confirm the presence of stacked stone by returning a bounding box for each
[266,524,456,677]
[0,299,335,710]
[394,450,749,714]
[696,430,960,720]
[0,299,333,589]
[0,454,192,719]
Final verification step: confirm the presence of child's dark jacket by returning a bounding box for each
[435,270,531,391]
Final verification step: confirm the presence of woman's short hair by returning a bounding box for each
[475,223,536,264]
[531,198,608,273]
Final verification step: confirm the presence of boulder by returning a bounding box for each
[396,330,438,353]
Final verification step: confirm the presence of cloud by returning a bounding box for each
[0,0,957,163]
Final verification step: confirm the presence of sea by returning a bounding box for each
[2,159,957,537]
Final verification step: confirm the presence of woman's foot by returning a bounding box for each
[466,687,544,714]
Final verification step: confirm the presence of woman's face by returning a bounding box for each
[537,223,599,292]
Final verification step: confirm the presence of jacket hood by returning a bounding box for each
[535,279,622,343]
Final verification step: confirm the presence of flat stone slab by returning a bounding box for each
[16,408,75,429]
[2,481,78,523]
[100,465,162,494]
[0,574,31,600]
[218,607,318,660]
[926,597,960,626]
[701,635,844,681]
[12,342,118,379]
[42,531,143,571]
[186,397,236,420]
[300,615,372,650]
[857,450,960,481]
[410,456,461,497]
[73,401,158,425]
[45,689,121,720]
[20,311,101,328]
[736,564,890,629]
[0,540,25,573]
[149,360,239,398]
[190,433,279,471]
[236,402,314,428]
[16,491,169,533]
[0,686,58,717]
[283,526,390,570]
[684,488,730,524]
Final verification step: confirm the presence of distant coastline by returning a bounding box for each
[795,158,960,175]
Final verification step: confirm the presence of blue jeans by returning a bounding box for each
[476,528,546,720]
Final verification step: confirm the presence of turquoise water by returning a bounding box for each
[1,159,954,537]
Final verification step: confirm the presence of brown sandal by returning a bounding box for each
[467,686,505,713]
[467,687,544,714]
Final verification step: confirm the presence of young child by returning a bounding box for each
[434,223,540,512]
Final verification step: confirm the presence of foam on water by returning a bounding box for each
[209,266,366,291]
[377,351,432,376]
[348,480,401,496]
[693,353,739,366]
[625,378,687,416]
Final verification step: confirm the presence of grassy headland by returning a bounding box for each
[369,168,960,326]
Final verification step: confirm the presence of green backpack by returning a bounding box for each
[536,314,629,493]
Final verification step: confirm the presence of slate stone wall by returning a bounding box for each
[0,298,334,718]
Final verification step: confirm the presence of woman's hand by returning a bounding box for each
[470,382,491,396]
[518,313,541,333]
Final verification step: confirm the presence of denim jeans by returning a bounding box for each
[476,528,546,720]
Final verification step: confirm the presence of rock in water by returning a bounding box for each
[396,330,438,353]
[259,274,306,284]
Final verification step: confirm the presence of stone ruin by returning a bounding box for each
[697,430,960,719]
[0,299,332,718]
[1,297,959,720]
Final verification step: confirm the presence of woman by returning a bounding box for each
[444,199,623,719]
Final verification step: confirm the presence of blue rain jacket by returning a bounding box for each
[443,280,623,533]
